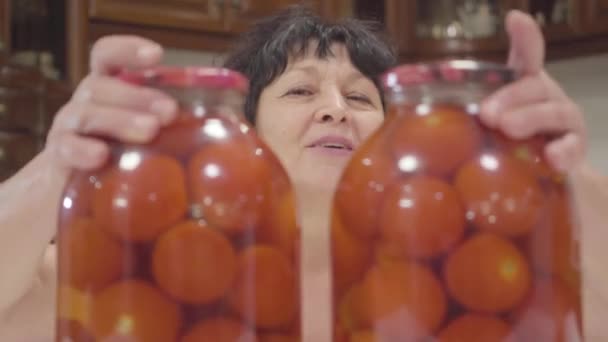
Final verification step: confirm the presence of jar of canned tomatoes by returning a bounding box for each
[56,67,300,342]
[331,60,583,342]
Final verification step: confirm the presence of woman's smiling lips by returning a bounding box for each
[306,135,355,157]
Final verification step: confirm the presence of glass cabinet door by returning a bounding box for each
[415,0,505,40]
[526,0,580,40]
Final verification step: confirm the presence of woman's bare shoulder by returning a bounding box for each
[0,245,56,341]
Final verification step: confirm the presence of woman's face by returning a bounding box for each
[256,42,384,196]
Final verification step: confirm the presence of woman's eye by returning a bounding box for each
[347,94,372,104]
[285,88,313,97]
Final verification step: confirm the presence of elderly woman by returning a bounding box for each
[0,6,606,341]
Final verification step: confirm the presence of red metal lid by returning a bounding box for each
[381,60,516,91]
[117,66,249,94]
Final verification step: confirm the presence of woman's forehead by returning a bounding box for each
[283,41,361,76]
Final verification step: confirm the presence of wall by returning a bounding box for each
[546,54,608,174]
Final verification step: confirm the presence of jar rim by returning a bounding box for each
[117,66,249,94]
[381,59,516,91]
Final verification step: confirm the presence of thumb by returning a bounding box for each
[89,35,164,75]
[506,10,545,75]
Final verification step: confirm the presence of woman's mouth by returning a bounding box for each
[307,136,355,156]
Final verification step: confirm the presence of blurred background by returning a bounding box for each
[0,0,606,180]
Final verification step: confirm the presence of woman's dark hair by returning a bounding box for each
[223,5,398,124]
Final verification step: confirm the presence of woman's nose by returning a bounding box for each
[313,92,348,124]
[317,112,346,123]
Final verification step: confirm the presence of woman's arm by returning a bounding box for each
[571,163,608,339]
[0,245,56,341]
[0,35,173,340]
[0,150,65,318]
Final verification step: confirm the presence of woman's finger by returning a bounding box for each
[49,102,161,144]
[89,35,164,75]
[545,132,586,172]
[505,10,545,75]
[496,100,585,140]
[52,134,110,171]
[73,75,177,124]
[480,72,567,128]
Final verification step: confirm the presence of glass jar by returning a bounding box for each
[56,67,300,342]
[331,60,583,341]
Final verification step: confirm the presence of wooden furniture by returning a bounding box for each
[0,0,10,53]
[0,63,71,181]
[375,0,608,62]
[583,0,608,33]
[0,0,71,181]
[66,0,353,86]
[66,0,608,87]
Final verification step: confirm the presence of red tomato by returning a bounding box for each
[349,330,379,342]
[490,131,560,181]
[335,130,400,239]
[188,136,271,234]
[437,314,514,342]
[90,280,182,342]
[228,246,298,329]
[341,260,446,339]
[333,320,350,342]
[58,217,128,291]
[150,114,242,161]
[181,317,258,342]
[258,332,300,342]
[454,153,545,237]
[60,172,98,218]
[389,104,482,177]
[444,233,531,313]
[93,154,188,241]
[332,212,372,297]
[56,319,95,342]
[258,189,299,261]
[338,283,370,333]
[379,176,466,259]
[57,286,92,328]
[152,220,237,304]
[528,186,581,290]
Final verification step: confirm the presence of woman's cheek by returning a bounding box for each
[358,111,385,140]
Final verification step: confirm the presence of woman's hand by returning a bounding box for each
[480,10,587,173]
[0,36,177,336]
[481,9,607,339]
[44,35,177,174]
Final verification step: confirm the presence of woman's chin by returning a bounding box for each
[293,170,342,198]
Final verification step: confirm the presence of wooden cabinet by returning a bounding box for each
[66,0,608,86]
[386,0,520,60]
[89,0,323,35]
[361,0,608,63]
[90,0,226,32]
[0,63,71,181]
[226,0,320,33]
[0,1,72,181]
[521,0,581,41]
[583,0,608,33]
[67,0,346,86]
[0,0,10,53]
[0,131,40,181]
